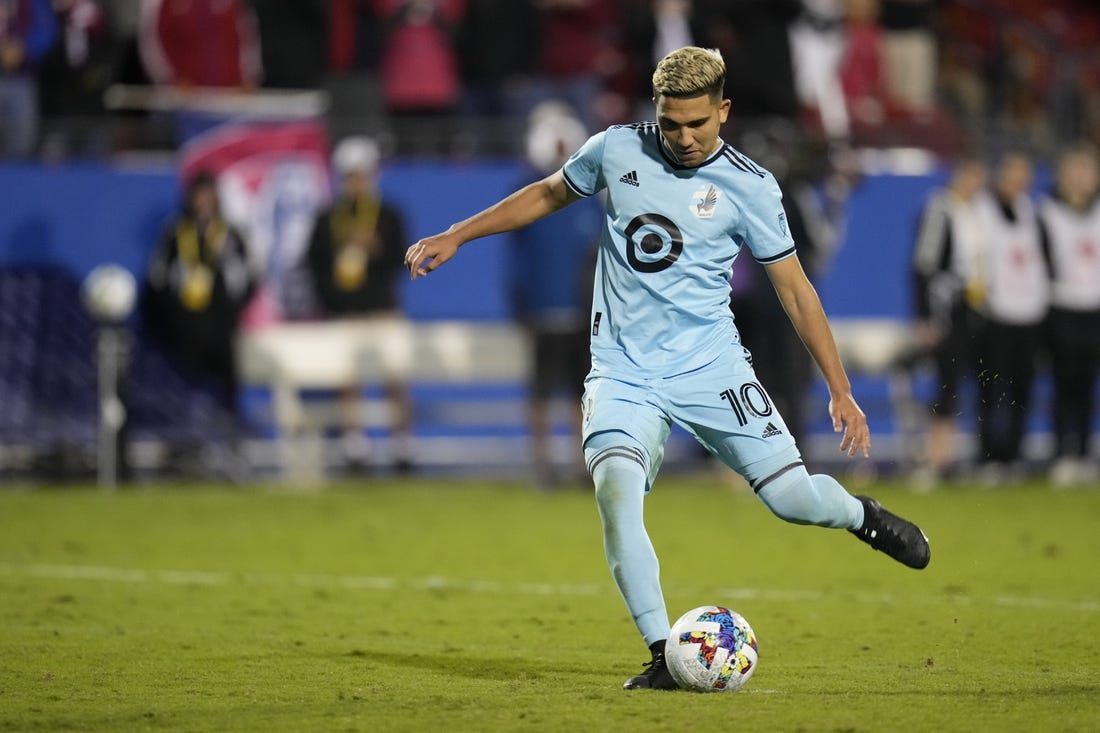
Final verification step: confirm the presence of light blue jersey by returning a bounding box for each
[562,122,796,379]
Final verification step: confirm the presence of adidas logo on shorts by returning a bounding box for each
[761,422,783,438]
[619,170,639,187]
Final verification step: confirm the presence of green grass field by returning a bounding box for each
[1,476,1098,732]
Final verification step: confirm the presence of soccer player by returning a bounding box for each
[405,46,931,691]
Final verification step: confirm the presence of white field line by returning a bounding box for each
[0,562,1097,613]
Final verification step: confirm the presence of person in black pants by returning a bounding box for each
[1039,145,1100,486]
[144,171,257,413]
[910,156,986,482]
[970,153,1048,482]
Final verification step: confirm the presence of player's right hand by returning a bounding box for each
[405,232,460,280]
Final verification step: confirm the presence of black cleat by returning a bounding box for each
[623,645,679,690]
[850,495,931,569]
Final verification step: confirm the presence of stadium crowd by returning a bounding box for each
[0,0,1098,160]
[1,0,1098,486]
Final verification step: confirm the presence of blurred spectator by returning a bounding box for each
[1035,3,1100,151]
[458,0,538,155]
[879,0,936,113]
[507,103,600,487]
[838,0,891,129]
[375,0,465,155]
[252,0,327,89]
[970,152,1047,481]
[327,0,377,74]
[789,0,848,139]
[649,0,694,65]
[936,1,1100,155]
[142,171,258,416]
[987,23,1052,150]
[935,1,985,127]
[910,156,986,483]
[303,136,413,473]
[37,0,116,160]
[620,0,695,114]
[1039,144,1100,486]
[98,0,154,152]
[529,0,624,132]
[0,0,58,158]
[694,0,800,124]
[137,0,261,89]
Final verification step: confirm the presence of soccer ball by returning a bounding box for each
[665,605,758,693]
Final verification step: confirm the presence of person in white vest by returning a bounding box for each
[970,152,1049,480]
[1038,145,1100,486]
[910,156,987,483]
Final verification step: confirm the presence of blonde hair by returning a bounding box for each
[652,47,726,99]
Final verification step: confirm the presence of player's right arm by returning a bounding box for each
[765,254,871,459]
[405,170,580,280]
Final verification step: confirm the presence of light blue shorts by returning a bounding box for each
[581,346,801,488]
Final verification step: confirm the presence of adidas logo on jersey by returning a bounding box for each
[619,170,639,187]
[761,422,783,438]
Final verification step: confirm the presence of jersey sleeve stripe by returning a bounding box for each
[754,246,796,264]
[722,150,752,174]
[722,149,765,178]
[562,168,594,197]
[729,149,766,177]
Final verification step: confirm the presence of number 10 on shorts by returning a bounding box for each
[719,382,774,427]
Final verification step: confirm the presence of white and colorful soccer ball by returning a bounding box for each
[665,605,758,693]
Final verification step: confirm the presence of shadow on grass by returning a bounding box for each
[360,647,602,684]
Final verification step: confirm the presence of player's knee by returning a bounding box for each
[585,433,648,478]
[585,433,649,510]
[590,451,647,507]
[756,466,826,526]
[757,469,858,528]
[593,478,630,514]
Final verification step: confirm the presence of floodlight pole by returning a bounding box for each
[96,324,129,489]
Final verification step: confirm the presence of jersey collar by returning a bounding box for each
[657,136,728,171]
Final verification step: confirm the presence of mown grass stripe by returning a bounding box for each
[2,561,1096,612]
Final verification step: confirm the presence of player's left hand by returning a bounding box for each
[828,391,871,458]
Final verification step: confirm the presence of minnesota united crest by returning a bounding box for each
[690,184,720,219]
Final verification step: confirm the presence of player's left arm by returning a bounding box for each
[764,254,871,458]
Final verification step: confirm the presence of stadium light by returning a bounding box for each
[81,264,136,488]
